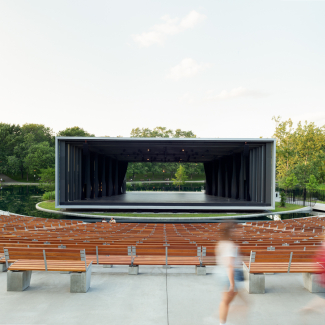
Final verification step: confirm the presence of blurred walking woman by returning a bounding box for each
[215,223,238,325]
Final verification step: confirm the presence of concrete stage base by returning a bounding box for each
[103,265,112,268]
[243,264,265,294]
[7,270,32,291]
[128,266,139,275]
[70,264,92,293]
[303,273,325,293]
[195,266,206,275]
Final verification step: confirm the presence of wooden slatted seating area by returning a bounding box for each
[5,247,92,293]
[0,211,324,287]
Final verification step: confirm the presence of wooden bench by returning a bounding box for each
[243,250,325,294]
[5,247,92,293]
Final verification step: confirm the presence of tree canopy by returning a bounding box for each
[273,116,325,189]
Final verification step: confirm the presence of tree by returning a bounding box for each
[130,126,195,138]
[24,142,55,180]
[39,168,55,198]
[172,165,188,191]
[273,117,325,188]
[127,162,148,179]
[280,174,298,192]
[306,175,319,191]
[21,124,54,147]
[57,126,95,137]
[0,123,21,174]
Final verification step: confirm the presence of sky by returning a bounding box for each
[1,0,325,138]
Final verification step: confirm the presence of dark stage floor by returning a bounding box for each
[66,192,267,208]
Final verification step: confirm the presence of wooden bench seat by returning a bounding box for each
[9,260,90,272]
[6,247,92,293]
[244,261,325,274]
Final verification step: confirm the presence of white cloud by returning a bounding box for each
[132,10,206,47]
[205,87,268,101]
[167,58,210,80]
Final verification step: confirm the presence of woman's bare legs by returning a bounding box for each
[219,290,237,324]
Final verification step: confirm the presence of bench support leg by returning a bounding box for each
[0,263,8,272]
[303,273,325,293]
[243,264,265,294]
[70,264,92,293]
[7,270,32,291]
[128,266,139,275]
[103,265,112,268]
[196,266,206,275]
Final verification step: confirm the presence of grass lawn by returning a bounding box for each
[273,202,305,212]
[38,201,60,211]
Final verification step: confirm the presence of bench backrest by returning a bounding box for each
[4,247,85,262]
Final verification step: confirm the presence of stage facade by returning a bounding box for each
[55,137,275,211]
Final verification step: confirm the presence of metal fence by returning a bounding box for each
[276,187,325,207]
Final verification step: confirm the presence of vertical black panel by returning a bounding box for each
[211,161,216,196]
[214,160,218,196]
[65,144,69,202]
[231,155,237,199]
[261,145,265,203]
[204,162,213,195]
[248,150,252,201]
[118,161,128,194]
[114,159,118,196]
[76,148,81,200]
[265,143,272,204]
[239,154,244,200]
[59,141,66,204]
[85,153,91,199]
[101,156,107,196]
[94,153,99,198]
[257,147,261,202]
[71,146,75,201]
[251,149,256,202]
[217,159,224,197]
[107,157,113,197]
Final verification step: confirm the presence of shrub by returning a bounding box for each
[43,191,55,200]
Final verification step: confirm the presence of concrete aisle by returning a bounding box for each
[0,265,324,325]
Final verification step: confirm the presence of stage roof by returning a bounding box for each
[56,137,275,163]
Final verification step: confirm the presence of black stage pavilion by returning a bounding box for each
[55,137,275,211]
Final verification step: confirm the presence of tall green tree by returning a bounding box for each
[57,126,95,137]
[24,142,55,180]
[0,123,21,173]
[273,117,325,188]
[172,165,188,191]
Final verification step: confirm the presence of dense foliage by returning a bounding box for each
[273,116,325,189]
[127,127,204,180]
[1,121,324,190]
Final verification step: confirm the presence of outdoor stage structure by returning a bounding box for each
[55,137,276,211]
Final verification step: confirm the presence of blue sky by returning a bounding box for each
[1,1,325,138]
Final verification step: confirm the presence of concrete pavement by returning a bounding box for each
[0,265,324,325]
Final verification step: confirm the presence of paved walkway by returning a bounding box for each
[0,174,39,186]
[0,173,17,183]
[0,265,324,325]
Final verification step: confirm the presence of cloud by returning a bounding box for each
[167,58,211,80]
[132,10,206,47]
[205,87,268,101]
